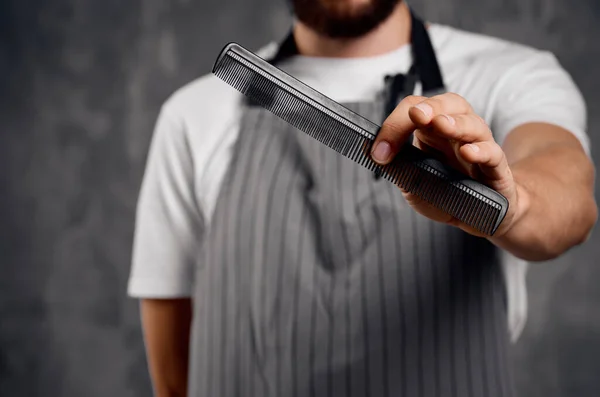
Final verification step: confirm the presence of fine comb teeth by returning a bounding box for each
[212,42,509,236]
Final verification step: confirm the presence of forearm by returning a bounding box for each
[141,298,192,397]
[490,144,597,261]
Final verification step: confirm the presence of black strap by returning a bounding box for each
[267,30,298,66]
[383,11,445,115]
[264,10,445,104]
[376,12,445,180]
[268,11,444,88]
[409,11,445,94]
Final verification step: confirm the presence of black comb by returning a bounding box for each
[212,43,509,236]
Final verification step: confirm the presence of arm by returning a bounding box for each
[142,299,192,397]
[128,105,204,396]
[489,122,597,261]
[371,96,597,261]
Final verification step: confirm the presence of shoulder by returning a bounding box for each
[430,23,554,67]
[162,73,238,128]
[428,24,582,115]
[429,23,563,84]
[160,42,279,132]
[430,25,588,150]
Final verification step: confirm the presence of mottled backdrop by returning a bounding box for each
[1,0,599,396]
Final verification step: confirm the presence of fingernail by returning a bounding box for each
[372,141,392,163]
[467,144,480,153]
[415,103,433,118]
[443,114,455,125]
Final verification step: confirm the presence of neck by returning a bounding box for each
[293,1,411,58]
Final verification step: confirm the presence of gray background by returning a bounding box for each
[1,0,599,396]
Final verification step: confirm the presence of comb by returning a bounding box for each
[212,43,509,236]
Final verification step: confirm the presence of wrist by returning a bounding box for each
[492,179,532,242]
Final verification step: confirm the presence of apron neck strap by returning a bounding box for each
[266,9,445,94]
[267,29,298,66]
[409,11,445,96]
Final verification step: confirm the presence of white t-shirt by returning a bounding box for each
[127,24,590,342]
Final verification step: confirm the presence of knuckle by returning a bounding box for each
[465,114,492,138]
[381,119,405,136]
[452,114,470,139]
[441,92,465,105]
[486,142,505,165]
[476,115,491,130]
[486,127,494,139]
[403,95,424,105]
[445,92,473,112]
[425,96,443,111]
[446,92,463,101]
[455,113,470,125]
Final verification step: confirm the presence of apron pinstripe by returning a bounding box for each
[189,13,516,397]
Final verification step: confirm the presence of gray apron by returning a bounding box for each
[189,12,516,397]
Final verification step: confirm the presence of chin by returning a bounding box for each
[292,0,401,38]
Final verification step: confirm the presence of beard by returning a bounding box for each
[290,0,402,38]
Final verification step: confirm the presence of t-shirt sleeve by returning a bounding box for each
[490,50,590,155]
[127,105,204,298]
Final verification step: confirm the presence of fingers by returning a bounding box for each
[413,128,457,159]
[408,92,473,126]
[372,93,476,165]
[430,113,493,143]
[459,140,510,182]
[371,95,424,164]
[413,128,475,174]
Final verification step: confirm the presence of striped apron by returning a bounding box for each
[189,12,516,397]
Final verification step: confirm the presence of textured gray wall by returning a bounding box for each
[0,0,598,396]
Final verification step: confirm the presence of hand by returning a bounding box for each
[370,93,522,237]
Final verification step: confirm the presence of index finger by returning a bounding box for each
[408,92,474,126]
[372,93,474,165]
[370,95,424,165]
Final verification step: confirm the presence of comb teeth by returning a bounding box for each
[213,44,509,236]
[215,52,374,160]
[378,157,503,236]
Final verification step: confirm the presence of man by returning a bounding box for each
[128,0,597,396]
